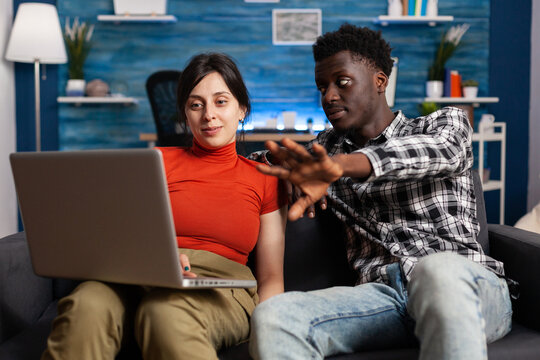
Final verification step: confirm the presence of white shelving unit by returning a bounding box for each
[424,97,499,107]
[57,96,139,105]
[472,122,506,224]
[97,14,177,23]
[374,15,454,27]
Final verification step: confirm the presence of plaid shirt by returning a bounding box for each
[251,106,505,285]
[310,107,505,285]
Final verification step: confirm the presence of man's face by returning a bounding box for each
[315,51,381,134]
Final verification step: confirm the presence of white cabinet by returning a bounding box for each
[472,122,506,224]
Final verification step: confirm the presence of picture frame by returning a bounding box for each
[272,9,322,45]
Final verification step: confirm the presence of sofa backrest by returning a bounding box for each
[473,170,489,254]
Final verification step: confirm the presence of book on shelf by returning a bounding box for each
[402,0,409,16]
[408,0,416,16]
[450,70,463,97]
[400,0,428,16]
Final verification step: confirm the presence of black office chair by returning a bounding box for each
[145,70,192,147]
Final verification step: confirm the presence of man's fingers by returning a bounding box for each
[312,143,330,160]
[281,138,315,162]
[256,164,291,179]
[319,195,328,210]
[288,196,316,221]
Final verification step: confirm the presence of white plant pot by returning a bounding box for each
[426,0,438,16]
[426,80,444,98]
[66,79,86,97]
[463,86,479,99]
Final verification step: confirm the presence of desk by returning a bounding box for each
[139,132,316,147]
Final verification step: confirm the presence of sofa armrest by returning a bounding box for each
[0,232,53,343]
[488,224,540,331]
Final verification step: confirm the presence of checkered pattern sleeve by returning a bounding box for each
[359,107,473,182]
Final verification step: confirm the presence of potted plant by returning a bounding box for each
[462,79,479,98]
[63,17,94,96]
[418,102,440,116]
[426,24,470,98]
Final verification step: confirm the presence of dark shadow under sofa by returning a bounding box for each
[2,172,540,359]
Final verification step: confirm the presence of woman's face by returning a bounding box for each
[185,71,245,149]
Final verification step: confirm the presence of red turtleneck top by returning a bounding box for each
[158,140,285,265]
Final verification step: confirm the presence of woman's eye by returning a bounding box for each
[216,98,228,105]
[338,79,351,87]
[190,102,203,109]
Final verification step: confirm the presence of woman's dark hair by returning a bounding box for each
[177,52,251,128]
[312,23,393,77]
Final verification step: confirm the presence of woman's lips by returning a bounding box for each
[201,126,222,136]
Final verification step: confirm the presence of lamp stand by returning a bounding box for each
[34,59,41,152]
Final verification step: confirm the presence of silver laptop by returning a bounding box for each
[10,149,256,289]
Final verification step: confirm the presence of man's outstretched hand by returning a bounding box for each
[256,138,343,221]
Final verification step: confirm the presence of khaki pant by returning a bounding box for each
[42,249,258,360]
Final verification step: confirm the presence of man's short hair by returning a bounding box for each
[313,23,393,77]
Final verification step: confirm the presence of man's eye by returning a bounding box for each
[338,79,351,87]
[318,87,326,95]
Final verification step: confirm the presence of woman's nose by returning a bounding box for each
[203,104,216,121]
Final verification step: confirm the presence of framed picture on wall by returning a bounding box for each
[272,9,322,45]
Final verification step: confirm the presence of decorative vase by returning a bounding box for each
[388,0,402,16]
[426,80,444,98]
[86,79,110,97]
[462,86,478,99]
[66,79,86,97]
[426,0,438,16]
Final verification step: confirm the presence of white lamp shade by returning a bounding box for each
[5,2,67,64]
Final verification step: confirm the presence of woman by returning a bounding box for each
[42,53,287,360]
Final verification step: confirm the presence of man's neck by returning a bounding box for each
[349,106,396,147]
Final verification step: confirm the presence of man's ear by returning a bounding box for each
[375,71,389,93]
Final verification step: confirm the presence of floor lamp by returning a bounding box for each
[5,2,67,152]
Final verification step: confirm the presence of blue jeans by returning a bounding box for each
[249,253,512,360]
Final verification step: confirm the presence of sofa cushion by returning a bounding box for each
[0,232,53,343]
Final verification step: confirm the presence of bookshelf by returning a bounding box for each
[374,15,454,27]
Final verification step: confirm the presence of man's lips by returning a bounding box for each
[325,106,346,121]
[201,126,223,136]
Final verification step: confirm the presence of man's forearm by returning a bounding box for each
[332,152,373,179]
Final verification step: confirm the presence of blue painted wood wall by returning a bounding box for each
[56,0,492,150]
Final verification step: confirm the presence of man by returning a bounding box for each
[249,24,513,360]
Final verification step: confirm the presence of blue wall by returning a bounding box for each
[14,0,530,225]
[55,0,492,149]
[489,0,531,225]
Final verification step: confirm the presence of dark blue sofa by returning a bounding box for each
[2,172,540,359]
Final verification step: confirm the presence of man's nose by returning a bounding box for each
[323,84,339,104]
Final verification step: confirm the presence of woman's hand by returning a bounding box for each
[179,253,197,278]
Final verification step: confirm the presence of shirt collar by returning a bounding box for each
[366,111,405,146]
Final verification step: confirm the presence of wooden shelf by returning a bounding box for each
[374,15,454,26]
[424,97,499,107]
[472,132,504,142]
[57,96,139,105]
[139,132,316,146]
[482,180,503,192]
[97,14,177,23]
